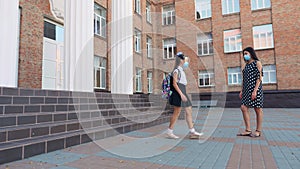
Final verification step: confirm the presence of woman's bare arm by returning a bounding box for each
[173,72,187,101]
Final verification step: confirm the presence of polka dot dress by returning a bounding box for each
[242,60,264,108]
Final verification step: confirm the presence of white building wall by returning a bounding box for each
[0,0,19,87]
[111,0,133,94]
[64,0,94,92]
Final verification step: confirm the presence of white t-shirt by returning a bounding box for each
[173,66,187,85]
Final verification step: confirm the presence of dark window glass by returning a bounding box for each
[44,21,56,40]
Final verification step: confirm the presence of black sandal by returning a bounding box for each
[237,130,252,136]
[250,130,261,137]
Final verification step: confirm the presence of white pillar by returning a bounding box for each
[111,0,133,94]
[64,0,94,92]
[0,0,19,87]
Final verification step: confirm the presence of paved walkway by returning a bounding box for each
[1,108,300,169]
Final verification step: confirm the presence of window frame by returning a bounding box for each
[262,65,277,84]
[224,29,242,53]
[146,1,152,23]
[163,38,177,59]
[195,0,212,19]
[198,71,215,87]
[135,68,142,92]
[227,67,242,85]
[135,0,141,14]
[253,24,274,50]
[251,0,271,10]
[162,5,175,26]
[134,29,142,53]
[197,33,214,56]
[146,36,152,58]
[94,56,107,90]
[44,19,64,43]
[94,4,106,38]
[222,0,240,15]
[147,71,153,93]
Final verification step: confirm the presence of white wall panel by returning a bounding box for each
[64,0,94,92]
[0,0,19,87]
[111,0,133,94]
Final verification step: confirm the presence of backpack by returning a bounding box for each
[161,69,181,99]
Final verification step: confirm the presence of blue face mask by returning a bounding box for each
[183,62,189,69]
[244,55,251,61]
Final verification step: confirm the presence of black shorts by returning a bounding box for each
[169,83,192,107]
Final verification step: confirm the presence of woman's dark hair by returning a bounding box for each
[243,47,259,61]
[173,53,185,70]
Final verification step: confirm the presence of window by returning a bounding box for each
[198,71,215,87]
[162,6,175,25]
[197,33,213,56]
[163,38,177,59]
[94,4,106,37]
[222,0,240,15]
[224,29,242,53]
[135,0,141,14]
[44,20,64,42]
[146,1,152,23]
[251,0,271,10]
[94,56,106,89]
[146,36,152,58]
[253,24,274,50]
[136,68,142,92]
[228,67,242,85]
[262,65,276,84]
[43,20,64,90]
[134,29,141,53]
[195,0,211,19]
[147,71,153,93]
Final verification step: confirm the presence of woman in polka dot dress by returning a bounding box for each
[237,47,264,137]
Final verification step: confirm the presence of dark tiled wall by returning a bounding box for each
[191,90,300,108]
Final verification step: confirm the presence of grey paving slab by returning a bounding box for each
[1,108,300,169]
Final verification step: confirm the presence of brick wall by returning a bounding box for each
[175,0,300,94]
[18,0,57,89]
[272,0,300,90]
[15,0,300,94]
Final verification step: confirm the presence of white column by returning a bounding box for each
[0,0,19,87]
[64,0,94,92]
[111,0,133,94]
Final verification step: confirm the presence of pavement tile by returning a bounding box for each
[0,160,56,169]
[50,166,78,169]
[2,108,300,168]
[66,156,130,169]
[29,151,87,165]
[63,142,103,155]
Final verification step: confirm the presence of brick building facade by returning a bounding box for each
[12,0,300,96]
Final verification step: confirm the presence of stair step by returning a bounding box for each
[0,110,171,143]
[0,106,163,129]
[0,115,171,164]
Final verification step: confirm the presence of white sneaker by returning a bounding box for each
[189,131,203,139]
[166,132,179,139]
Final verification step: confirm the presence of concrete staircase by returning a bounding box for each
[0,87,172,164]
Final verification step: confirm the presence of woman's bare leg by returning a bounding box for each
[241,105,251,132]
[254,107,263,135]
[169,106,182,129]
[185,106,194,129]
